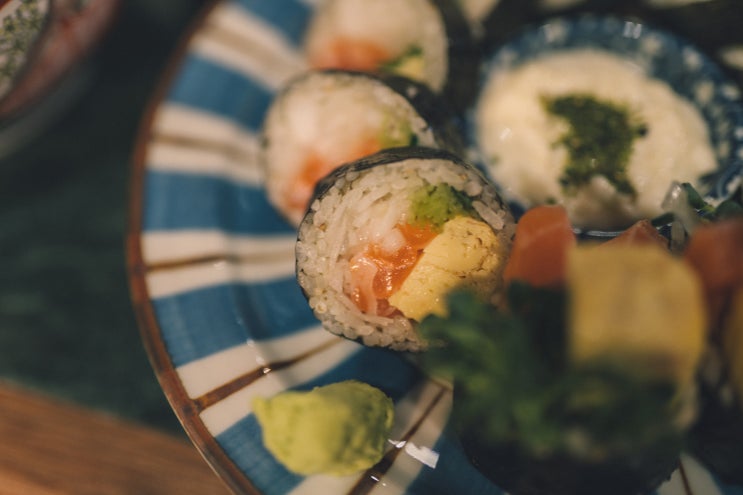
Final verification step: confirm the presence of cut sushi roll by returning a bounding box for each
[296,147,514,352]
[261,70,463,226]
[303,0,477,110]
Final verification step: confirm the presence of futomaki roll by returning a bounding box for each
[261,70,463,226]
[296,147,514,352]
[303,0,476,110]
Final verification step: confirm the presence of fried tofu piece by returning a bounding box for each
[567,244,706,385]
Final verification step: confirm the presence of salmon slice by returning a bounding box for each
[684,218,743,332]
[503,205,576,288]
[309,37,390,72]
[604,219,668,248]
[348,223,437,315]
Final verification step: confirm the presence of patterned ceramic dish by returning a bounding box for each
[468,14,743,237]
[127,1,743,494]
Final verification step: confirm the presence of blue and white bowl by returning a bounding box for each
[128,1,743,494]
[469,14,743,237]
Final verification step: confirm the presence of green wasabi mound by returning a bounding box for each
[410,183,476,229]
[253,380,394,476]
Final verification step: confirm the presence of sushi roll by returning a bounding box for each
[303,0,477,110]
[261,70,464,226]
[296,147,514,352]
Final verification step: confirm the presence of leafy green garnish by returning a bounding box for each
[653,181,743,230]
[683,182,743,221]
[410,184,476,230]
[543,94,647,197]
[418,287,683,458]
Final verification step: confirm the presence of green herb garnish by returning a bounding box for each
[543,94,647,197]
[410,184,475,229]
[683,182,743,220]
[418,287,683,457]
[654,181,743,229]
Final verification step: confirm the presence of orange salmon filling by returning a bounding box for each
[348,223,438,315]
[286,137,382,212]
[310,37,390,72]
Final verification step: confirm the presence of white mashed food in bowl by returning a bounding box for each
[475,48,718,231]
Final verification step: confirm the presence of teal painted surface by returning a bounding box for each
[0,0,203,434]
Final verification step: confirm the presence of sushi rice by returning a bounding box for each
[262,70,461,226]
[304,0,450,92]
[296,147,514,352]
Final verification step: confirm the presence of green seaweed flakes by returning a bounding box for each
[543,93,648,197]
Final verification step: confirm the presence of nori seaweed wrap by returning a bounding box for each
[261,69,463,226]
[296,147,514,351]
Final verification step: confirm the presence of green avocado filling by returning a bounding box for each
[378,117,418,149]
[380,45,424,81]
[418,287,683,458]
[410,184,476,230]
[543,94,648,198]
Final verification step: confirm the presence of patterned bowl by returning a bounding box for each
[469,14,743,237]
[0,0,121,156]
[127,1,743,494]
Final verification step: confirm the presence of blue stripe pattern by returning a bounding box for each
[143,171,294,234]
[289,345,424,401]
[166,54,274,131]
[231,0,312,46]
[215,346,424,494]
[140,0,743,492]
[218,415,303,495]
[153,279,315,368]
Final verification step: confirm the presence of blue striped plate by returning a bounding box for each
[127,1,743,494]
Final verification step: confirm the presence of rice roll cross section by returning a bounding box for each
[304,0,476,109]
[261,70,463,226]
[296,147,514,352]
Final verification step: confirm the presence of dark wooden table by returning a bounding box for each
[0,381,229,494]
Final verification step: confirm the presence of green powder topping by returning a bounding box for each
[410,184,476,229]
[543,94,648,197]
